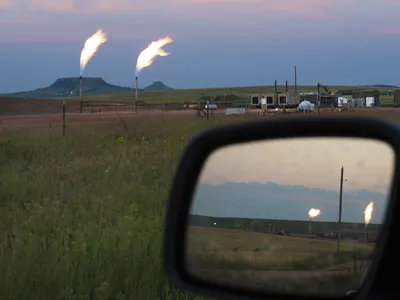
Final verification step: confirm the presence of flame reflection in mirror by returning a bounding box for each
[185,137,395,296]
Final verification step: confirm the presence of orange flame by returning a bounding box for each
[80,29,107,75]
[135,36,173,75]
[364,201,374,226]
[308,208,321,219]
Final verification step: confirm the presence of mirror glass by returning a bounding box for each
[186,137,395,296]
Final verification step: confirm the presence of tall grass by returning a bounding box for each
[0,114,375,298]
[185,227,372,295]
[186,227,374,271]
[0,118,227,300]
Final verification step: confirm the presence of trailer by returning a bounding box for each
[277,93,300,108]
[250,93,299,108]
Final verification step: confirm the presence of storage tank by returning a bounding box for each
[205,104,217,109]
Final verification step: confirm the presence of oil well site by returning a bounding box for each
[1,73,400,133]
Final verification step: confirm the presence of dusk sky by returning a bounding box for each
[198,137,395,193]
[1,0,400,92]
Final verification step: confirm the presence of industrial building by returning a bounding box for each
[299,89,380,108]
[250,93,300,108]
[394,90,400,107]
[299,92,340,107]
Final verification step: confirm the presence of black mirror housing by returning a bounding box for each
[164,116,400,300]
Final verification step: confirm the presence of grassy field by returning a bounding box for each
[188,215,380,238]
[186,226,373,295]
[65,85,396,105]
[186,227,373,270]
[0,117,249,300]
[0,95,390,298]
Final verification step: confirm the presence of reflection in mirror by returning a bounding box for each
[185,138,395,296]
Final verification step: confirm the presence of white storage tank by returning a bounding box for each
[205,104,217,109]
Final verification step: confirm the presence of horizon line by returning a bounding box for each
[189,213,382,225]
[198,181,387,195]
[2,81,397,96]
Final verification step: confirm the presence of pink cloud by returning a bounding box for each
[4,0,383,43]
[29,0,76,12]
[380,28,400,35]
[97,0,170,12]
[179,0,336,18]
[97,0,132,11]
[2,0,168,14]
[0,0,12,7]
[3,0,337,18]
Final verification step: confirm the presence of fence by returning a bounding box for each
[0,97,286,117]
[80,101,191,113]
[80,99,258,115]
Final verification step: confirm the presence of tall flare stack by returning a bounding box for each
[308,208,321,237]
[135,76,138,101]
[79,76,82,100]
[364,201,374,244]
[134,76,138,112]
[134,36,174,113]
[79,76,83,113]
[79,29,108,113]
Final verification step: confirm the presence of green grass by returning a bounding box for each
[0,117,247,300]
[63,85,395,104]
[0,113,380,299]
[185,226,373,295]
[186,227,373,271]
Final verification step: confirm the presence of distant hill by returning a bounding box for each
[191,182,388,224]
[4,77,135,99]
[3,78,174,99]
[144,81,173,91]
[369,84,398,88]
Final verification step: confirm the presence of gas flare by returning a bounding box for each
[135,36,173,76]
[80,29,107,75]
[308,208,321,219]
[364,201,374,227]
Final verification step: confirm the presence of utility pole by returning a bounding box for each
[337,166,344,253]
[317,82,321,116]
[294,65,297,94]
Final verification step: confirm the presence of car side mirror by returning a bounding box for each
[164,116,400,300]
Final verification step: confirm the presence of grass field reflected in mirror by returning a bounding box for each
[185,137,395,296]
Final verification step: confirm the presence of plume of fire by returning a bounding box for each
[80,29,108,75]
[135,36,173,76]
[308,208,321,219]
[364,201,374,227]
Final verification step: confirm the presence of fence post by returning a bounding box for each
[62,99,66,136]
[206,100,210,120]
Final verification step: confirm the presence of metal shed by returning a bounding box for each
[352,90,380,106]
[394,90,400,107]
[299,93,340,108]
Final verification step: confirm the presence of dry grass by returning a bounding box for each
[185,227,373,296]
[186,227,373,271]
